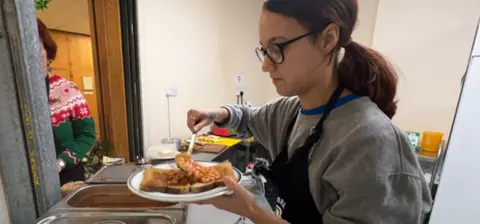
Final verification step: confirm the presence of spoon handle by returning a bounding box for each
[187,133,197,155]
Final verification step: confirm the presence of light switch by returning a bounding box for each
[82,76,94,91]
[234,74,244,92]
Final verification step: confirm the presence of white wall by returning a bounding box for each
[137,0,379,149]
[0,175,10,224]
[138,0,264,149]
[354,0,380,46]
[372,0,480,138]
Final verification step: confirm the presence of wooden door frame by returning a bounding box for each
[87,0,130,160]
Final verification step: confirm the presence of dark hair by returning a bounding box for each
[264,0,398,118]
[37,18,57,60]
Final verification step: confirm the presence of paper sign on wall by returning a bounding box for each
[234,74,244,91]
[82,76,94,91]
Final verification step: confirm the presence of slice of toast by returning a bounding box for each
[139,162,237,194]
[140,167,190,194]
[212,162,237,187]
[190,181,217,193]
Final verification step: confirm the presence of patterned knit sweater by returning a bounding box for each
[49,75,96,168]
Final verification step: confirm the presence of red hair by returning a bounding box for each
[264,0,398,118]
[37,18,57,60]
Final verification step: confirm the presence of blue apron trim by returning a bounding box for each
[300,94,361,115]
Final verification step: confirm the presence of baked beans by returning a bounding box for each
[189,166,221,183]
[176,155,223,183]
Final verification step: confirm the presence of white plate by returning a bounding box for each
[127,161,242,203]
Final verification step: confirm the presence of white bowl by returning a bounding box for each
[146,144,180,160]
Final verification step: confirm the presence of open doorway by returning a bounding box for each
[37,0,102,138]
[36,0,140,163]
[0,0,141,221]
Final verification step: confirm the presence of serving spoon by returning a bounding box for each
[175,132,198,172]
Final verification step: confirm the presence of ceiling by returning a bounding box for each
[36,0,91,35]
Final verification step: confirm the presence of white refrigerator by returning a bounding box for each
[429,20,480,223]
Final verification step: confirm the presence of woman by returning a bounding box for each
[187,0,432,223]
[37,18,96,186]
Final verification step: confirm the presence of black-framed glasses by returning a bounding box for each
[255,30,319,64]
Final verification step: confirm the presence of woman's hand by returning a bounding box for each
[196,176,258,218]
[187,109,213,133]
[187,108,229,133]
[196,177,288,224]
[57,158,66,173]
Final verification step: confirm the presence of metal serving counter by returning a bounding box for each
[37,165,271,224]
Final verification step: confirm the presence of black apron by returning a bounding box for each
[259,85,344,223]
[45,77,85,186]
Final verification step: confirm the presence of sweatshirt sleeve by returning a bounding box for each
[217,97,299,150]
[58,117,96,168]
[321,123,433,223]
[58,84,96,168]
[323,174,429,224]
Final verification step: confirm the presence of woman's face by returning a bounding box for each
[40,42,48,77]
[258,10,338,97]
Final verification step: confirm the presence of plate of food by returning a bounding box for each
[127,161,242,202]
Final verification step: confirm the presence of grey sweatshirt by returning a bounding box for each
[220,96,433,224]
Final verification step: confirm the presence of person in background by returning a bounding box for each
[37,18,96,186]
[186,0,432,223]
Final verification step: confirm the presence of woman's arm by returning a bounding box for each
[58,115,96,168]
[215,97,298,150]
[210,107,230,124]
[58,86,96,168]
[214,104,268,138]
[196,176,289,224]
[249,205,289,224]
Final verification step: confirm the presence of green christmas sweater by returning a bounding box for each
[49,75,96,168]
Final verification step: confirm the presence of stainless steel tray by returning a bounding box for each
[37,211,178,224]
[86,165,143,184]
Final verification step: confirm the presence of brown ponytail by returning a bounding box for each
[338,41,398,118]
